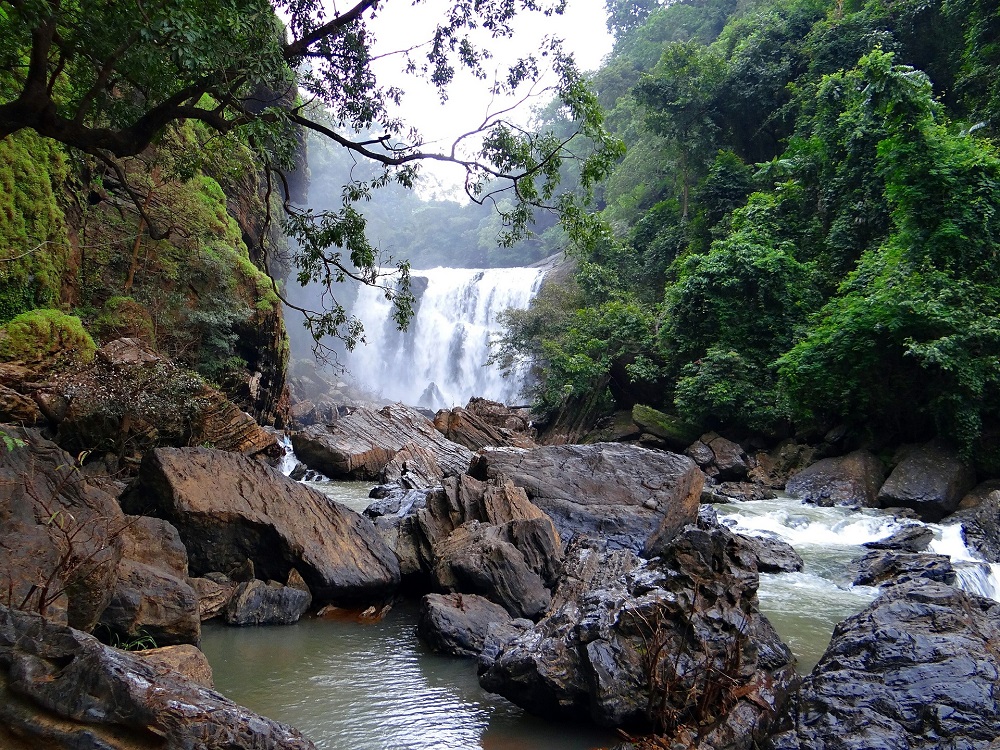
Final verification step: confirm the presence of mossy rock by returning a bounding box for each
[631,404,700,451]
[0,309,96,368]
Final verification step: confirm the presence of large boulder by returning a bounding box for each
[686,432,750,481]
[120,447,400,605]
[470,443,703,555]
[418,592,516,658]
[98,516,200,647]
[0,603,315,749]
[0,427,124,632]
[876,441,975,521]
[224,579,312,626]
[774,581,1000,750]
[957,490,1000,563]
[851,550,955,587]
[479,525,797,743]
[785,450,885,508]
[292,403,473,480]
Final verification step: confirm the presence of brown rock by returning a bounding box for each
[0,384,43,424]
[434,401,536,451]
[383,442,444,489]
[190,576,235,621]
[134,643,215,688]
[291,403,472,480]
[120,447,400,605]
[418,592,515,657]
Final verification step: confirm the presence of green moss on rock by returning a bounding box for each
[631,404,700,450]
[0,308,96,366]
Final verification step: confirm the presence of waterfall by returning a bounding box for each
[343,266,546,410]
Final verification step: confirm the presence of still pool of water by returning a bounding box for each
[201,601,616,750]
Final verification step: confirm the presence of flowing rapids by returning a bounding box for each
[343,267,546,410]
[717,496,1000,672]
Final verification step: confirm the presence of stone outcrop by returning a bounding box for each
[478,525,797,743]
[98,516,200,646]
[369,474,561,617]
[738,534,804,573]
[433,398,536,451]
[862,524,934,553]
[418,593,516,658]
[772,581,1000,750]
[686,432,750,481]
[0,427,124,632]
[876,441,975,521]
[120,447,400,605]
[224,578,312,626]
[470,443,703,555]
[851,550,955,587]
[190,575,237,621]
[957,490,1000,563]
[0,603,316,749]
[785,450,884,508]
[292,403,473,481]
[630,404,700,451]
[134,644,215,688]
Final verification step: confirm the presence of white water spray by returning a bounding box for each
[345,266,546,409]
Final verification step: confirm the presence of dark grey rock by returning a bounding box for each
[224,579,312,626]
[786,450,884,508]
[862,524,934,552]
[876,441,975,521]
[470,443,703,555]
[788,581,1000,750]
[418,592,514,657]
[852,550,955,587]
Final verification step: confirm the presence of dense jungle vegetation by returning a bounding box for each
[494,0,1000,458]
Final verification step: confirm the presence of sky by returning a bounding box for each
[364,0,615,195]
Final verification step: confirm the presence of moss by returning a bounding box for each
[0,308,96,366]
[631,403,701,449]
[92,296,156,344]
[0,131,72,323]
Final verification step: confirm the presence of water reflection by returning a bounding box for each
[201,602,614,750]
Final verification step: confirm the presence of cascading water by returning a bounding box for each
[344,266,546,410]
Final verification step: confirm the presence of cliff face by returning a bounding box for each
[0,126,293,427]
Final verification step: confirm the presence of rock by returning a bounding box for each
[98,559,201,646]
[738,534,804,573]
[470,443,703,555]
[630,404,700,451]
[431,522,552,619]
[119,447,400,605]
[958,490,1000,562]
[0,384,43,424]
[787,581,1000,750]
[0,427,124,631]
[292,403,473,480]
[959,479,1000,511]
[862,524,934,552]
[852,550,955,587]
[382,442,444,489]
[586,410,643,443]
[190,576,236,621]
[786,450,885,507]
[134,643,215,687]
[51,338,276,470]
[752,440,819,489]
[418,592,515,657]
[703,481,777,503]
[876,441,975,521]
[434,400,536,451]
[0,603,316,749]
[705,434,750,480]
[478,528,797,740]
[118,515,189,576]
[224,579,312,626]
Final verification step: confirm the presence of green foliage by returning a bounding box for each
[0,309,97,367]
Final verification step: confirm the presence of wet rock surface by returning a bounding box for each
[0,603,316,749]
[851,550,955,587]
[120,447,400,605]
[785,450,884,508]
[478,524,797,744]
[418,592,516,658]
[862,523,934,552]
[774,581,1000,750]
[224,578,312,626]
[470,443,703,554]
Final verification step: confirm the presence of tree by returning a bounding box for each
[0,0,622,347]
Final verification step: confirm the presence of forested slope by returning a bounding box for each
[498,0,1000,462]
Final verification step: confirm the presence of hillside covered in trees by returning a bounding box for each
[496,0,1000,463]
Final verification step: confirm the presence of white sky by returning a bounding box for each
[365,0,614,194]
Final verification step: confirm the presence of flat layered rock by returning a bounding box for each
[0,603,315,749]
[470,443,703,555]
[120,447,400,606]
[292,403,472,480]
